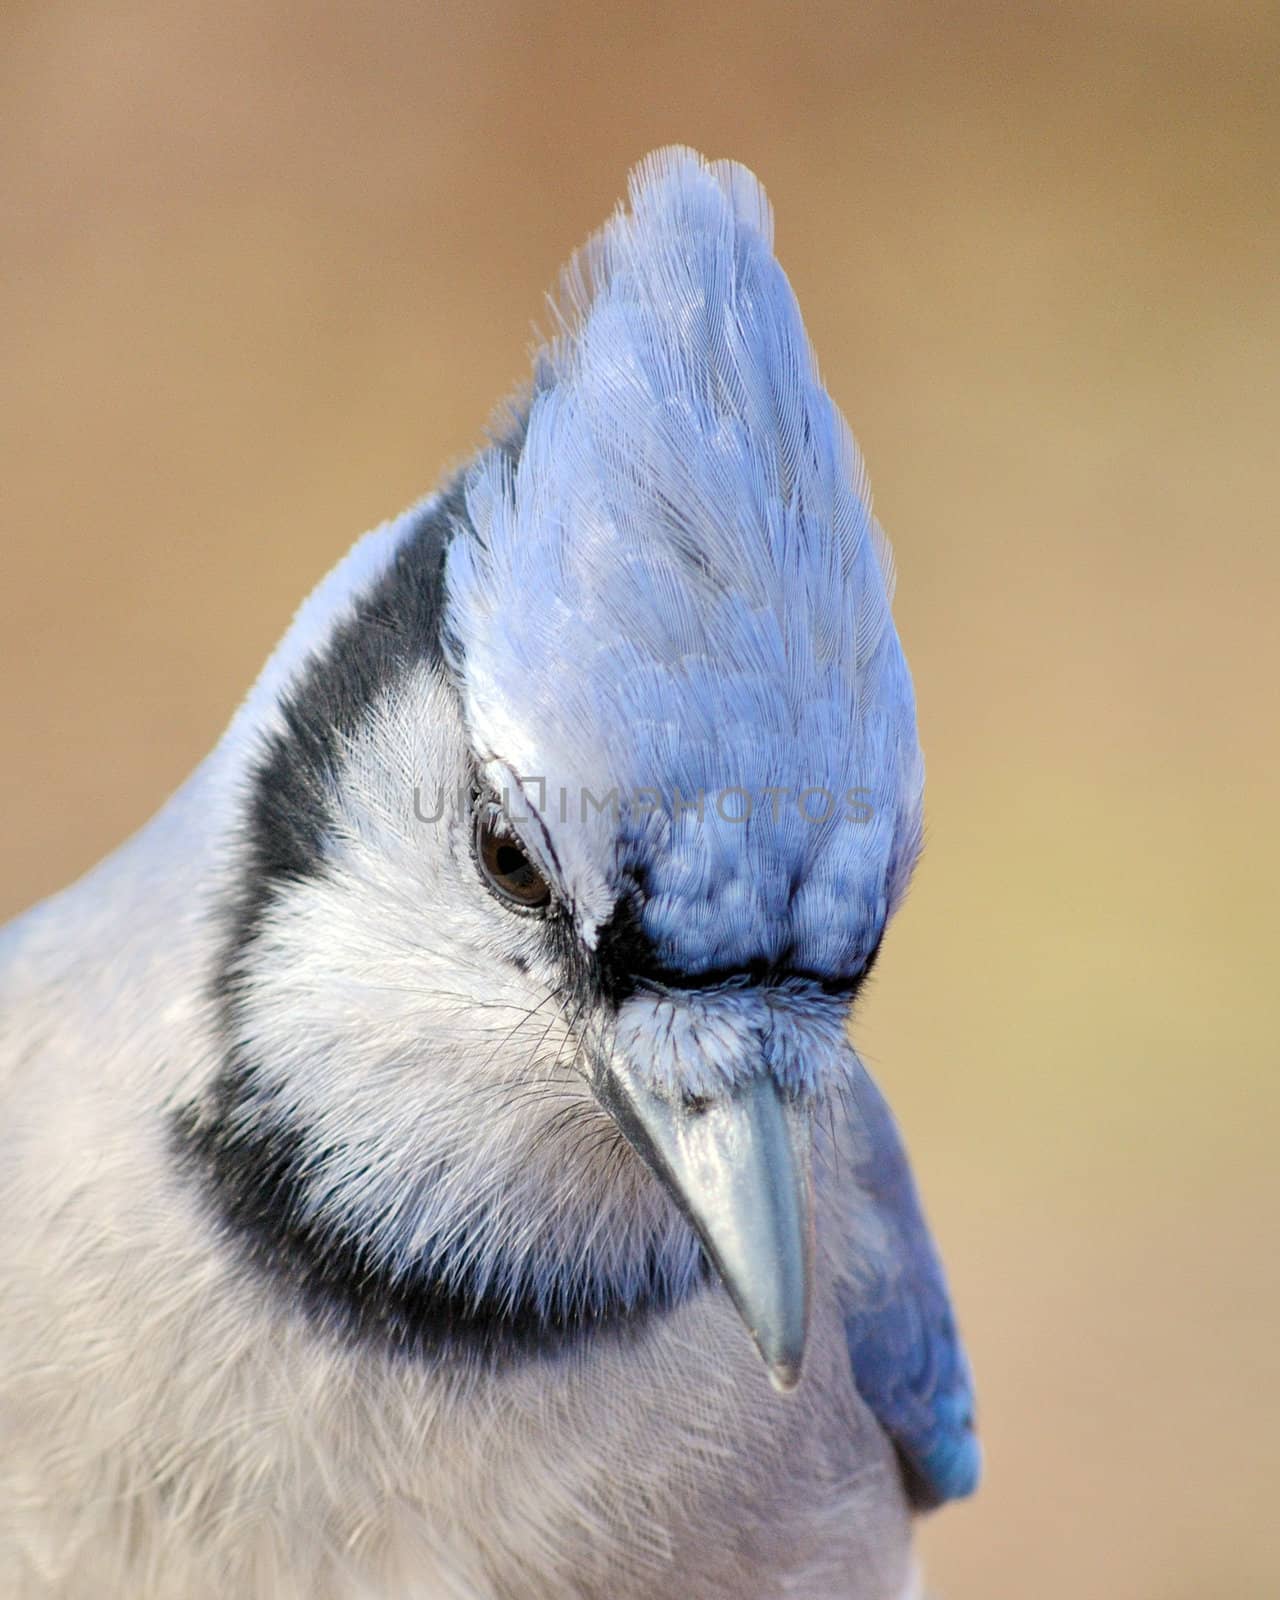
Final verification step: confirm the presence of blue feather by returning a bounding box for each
[444,148,924,965]
[842,1061,981,1509]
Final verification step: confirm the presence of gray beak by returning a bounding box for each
[594,1061,814,1391]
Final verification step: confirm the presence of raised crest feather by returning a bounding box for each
[446,147,923,973]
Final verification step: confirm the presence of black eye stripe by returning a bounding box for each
[593,889,884,1005]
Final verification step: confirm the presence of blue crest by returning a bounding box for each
[446,147,923,978]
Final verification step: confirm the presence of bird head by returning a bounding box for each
[191,149,924,1392]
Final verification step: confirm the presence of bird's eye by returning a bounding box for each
[473,802,553,914]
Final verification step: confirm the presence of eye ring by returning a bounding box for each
[472,800,553,915]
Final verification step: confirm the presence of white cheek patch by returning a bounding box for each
[229,663,701,1309]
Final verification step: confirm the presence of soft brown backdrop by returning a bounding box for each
[3,3,1277,1595]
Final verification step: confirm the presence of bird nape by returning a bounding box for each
[0,147,978,1600]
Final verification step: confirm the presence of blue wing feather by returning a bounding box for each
[842,1063,981,1509]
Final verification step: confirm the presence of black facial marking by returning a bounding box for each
[174,1082,706,1366]
[593,884,884,1007]
[181,413,869,1367]
[218,479,468,992]
[182,445,707,1365]
[593,888,653,1005]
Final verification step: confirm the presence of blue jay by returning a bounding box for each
[0,148,977,1598]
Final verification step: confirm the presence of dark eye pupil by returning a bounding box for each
[475,805,552,912]
[494,843,528,879]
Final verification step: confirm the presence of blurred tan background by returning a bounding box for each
[3,1,1278,1594]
